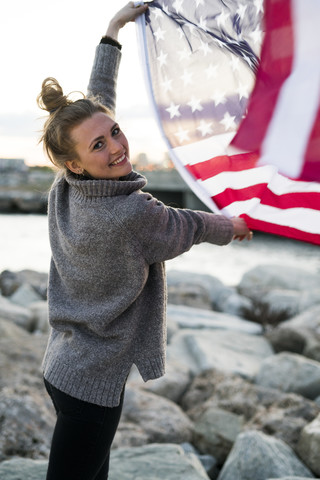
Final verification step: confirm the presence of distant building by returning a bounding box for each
[0,158,28,172]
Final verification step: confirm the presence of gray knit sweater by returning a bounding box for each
[42,43,234,407]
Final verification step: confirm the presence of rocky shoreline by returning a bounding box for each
[1,265,320,479]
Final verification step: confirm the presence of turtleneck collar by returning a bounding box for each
[65,170,147,198]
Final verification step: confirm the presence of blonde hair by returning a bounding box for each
[37,77,111,171]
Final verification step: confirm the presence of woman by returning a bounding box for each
[37,2,253,479]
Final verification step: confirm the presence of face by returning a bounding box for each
[66,112,132,180]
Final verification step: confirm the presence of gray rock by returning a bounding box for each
[256,352,320,399]
[0,318,47,391]
[0,295,33,331]
[193,407,244,464]
[297,413,320,476]
[168,329,273,379]
[238,265,320,298]
[129,359,191,403]
[167,270,252,316]
[167,304,262,334]
[269,305,320,361]
[181,369,320,452]
[0,386,54,461]
[29,301,49,333]
[109,443,210,479]
[114,386,193,448]
[267,478,319,480]
[0,270,47,298]
[9,283,43,307]
[217,430,315,480]
[0,458,48,480]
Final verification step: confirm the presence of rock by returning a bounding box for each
[0,386,54,462]
[0,318,47,391]
[217,430,315,480]
[0,270,48,299]
[0,458,48,480]
[9,283,43,307]
[167,270,224,306]
[129,359,191,403]
[256,352,320,399]
[267,305,320,361]
[297,413,320,476]
[113,386,193,448]
[181,369,320,452]
[29,301,49,333]
[247,392,320,451]
[0,295,33,331]
[167,270,251,316]
[192,407,244,464]
[167,304,263,334]
[167,329,273,379]
[238,265,320,298]
[109,444,210,479]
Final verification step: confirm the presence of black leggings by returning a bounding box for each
[44,378,124,480]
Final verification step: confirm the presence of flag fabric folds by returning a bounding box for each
[136,0,320,245]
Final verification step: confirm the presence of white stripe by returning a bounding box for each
[259,0,320,178]
[173,133,236,165]
[201,165,274,196]
[201,165,320,197]
[220,201,320,234]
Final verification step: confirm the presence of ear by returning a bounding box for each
[65,160,84,175]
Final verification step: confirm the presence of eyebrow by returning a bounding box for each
[89,123,119,150]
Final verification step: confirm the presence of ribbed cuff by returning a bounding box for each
[100,35,122,50]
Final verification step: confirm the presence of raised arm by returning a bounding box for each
[87,2,148,114]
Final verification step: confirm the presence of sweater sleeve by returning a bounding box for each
[87,43,122,115]
[125,192,234,265]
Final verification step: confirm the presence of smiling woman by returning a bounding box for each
[67,113,132,180]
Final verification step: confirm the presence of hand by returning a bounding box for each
[231,217,253,242]
[106,2,149,40]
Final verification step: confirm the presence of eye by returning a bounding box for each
[93,140,104,150]
[112,126,121,136]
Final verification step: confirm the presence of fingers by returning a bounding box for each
[233,231,253,242]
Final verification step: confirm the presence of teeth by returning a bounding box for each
[111,154,125,166]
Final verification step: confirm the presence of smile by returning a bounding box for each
[110,154,126,166]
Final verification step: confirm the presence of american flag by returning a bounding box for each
[136,0,320,245]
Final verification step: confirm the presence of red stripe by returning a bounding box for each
[186,152,259,180]
[231,0,294,152]
[241,215,320,246]
[210,185,320,210]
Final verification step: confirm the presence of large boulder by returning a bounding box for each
[0,295,33,331]
[192,407,244,464]
[297,413,320,476]
[0,270,48,298]
[256,352,320,399]
[0,458,48,480]
[113,386,193,448]
[267,305,320,361]
[0,386,54,462]
[167,329,273,379]
[167,304,262,334]
[167,270,252,316]
[109,444,210,479]
[0,318,47,391]
[217,430,315,480]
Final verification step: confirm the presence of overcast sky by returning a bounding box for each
[0,0,166,165]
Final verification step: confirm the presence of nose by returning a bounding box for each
[108,136,123,155]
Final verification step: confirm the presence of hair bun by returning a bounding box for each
[37,77,70,114]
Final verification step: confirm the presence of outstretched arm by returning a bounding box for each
[106,2,148,41]
[87,2,148,113]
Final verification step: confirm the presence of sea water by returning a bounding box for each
[0,213,319,286]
